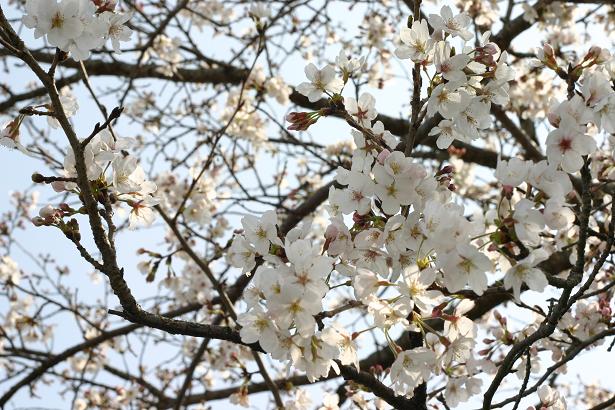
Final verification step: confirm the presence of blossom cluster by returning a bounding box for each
[5,0,615,408]
[493,49,615,300]
[228,5,615,407]
[396,7,516,150]
[25,93,159,231]
[22,0,132,60]
[228,211,358,382]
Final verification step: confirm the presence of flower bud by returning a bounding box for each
[39,205,56,219]
[51,181,67,192]
[376,149,391,165]
[31,173,45,183]
[482,42,499,55]
[286,111,320,131]
[324,224,339,240]
[31,216,45,226]
[586,46,602,61]
[542,43,555,60]
[475,53,495,66]
[437,165,454,175]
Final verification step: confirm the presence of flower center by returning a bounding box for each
[558,137,572,152]
[51,12,64,29]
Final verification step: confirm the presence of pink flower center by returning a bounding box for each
[558,138,572,152]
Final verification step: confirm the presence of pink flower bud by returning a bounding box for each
[475,53,495,66]
[39,205,56,219]
[286,111,320,131]
[51,181,67,192]
[586,46,602,60]
[31,216,45,226]
[543,43,555,60]
[502,185,514,198]
[377,149,391,165]
[547,112,560,128]
[438,165,454,175]
[352,212,367,224]
[483,42,499,55]
[324,224,339,240]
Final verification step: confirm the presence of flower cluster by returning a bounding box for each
[34,128,158,230]
[229,211,358,381]
[394,6,516,150]
[22,0,132,60]
[491,49,615,300]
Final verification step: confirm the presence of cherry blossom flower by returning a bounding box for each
[443,299,476,340]
[395,19,433,63]
[334,170,374,215]
[22,0,132,60]
[453,91,492,138]
[504,249,549,300]
[0,256,21,285]
[427,83,461,119]
[241,210,282,254]
[530,385,567,410]
[428,6,473,41]
[112,156,156,195]
[513,199,545,247]
[318,393,340,410]
[296,64,344,102]
[128,197,159,230]
[528,161,573,198]
[438,243,491,295]
[227,236,257,274]
[434,46,471,85]
[495,157,531,187]
[23,0,86,49]
[285,388,313,410]
[100,11,133,53]
[336,50,365,79]
[48,88,79,129]
[236,305,280,353]
[429,119,464,149]
[268,284,321,337]
[390,347,436,396]
[546,113,596,173]
[398,267,442,313]
[345,93,377,127]
[0,120,31,156]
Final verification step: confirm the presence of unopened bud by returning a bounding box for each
[543,43,555,60]
[31,173,45,183]
[482,43,499,55]
[352,212,366,224]
[475,53,495,66]
[31,216,46,226]
[377,149,391,165]
[286,111,320,131]
[324,224,339,240]
[51,181,67,192]
[437,165,454,175]
[587,46,602,60]
[39,205,56,219]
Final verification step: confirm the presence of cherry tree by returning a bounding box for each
[0,0,614,409]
